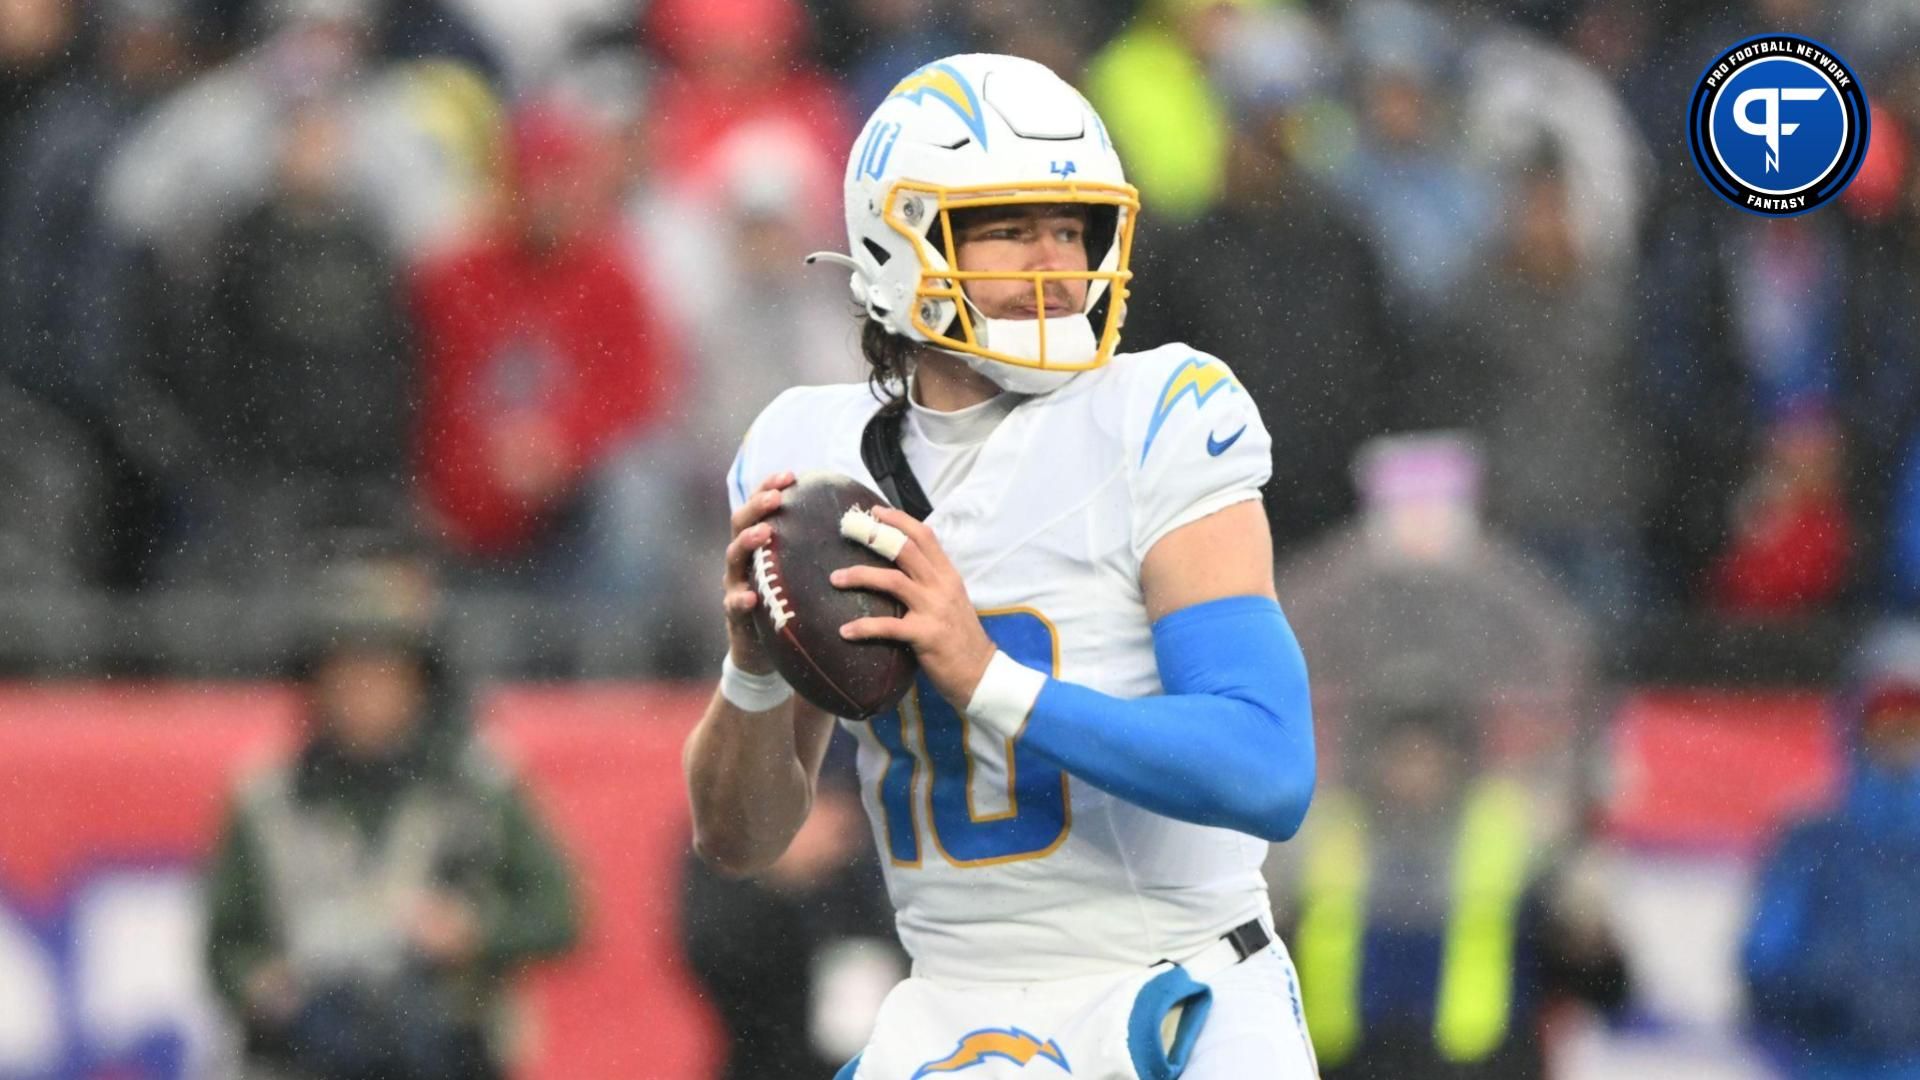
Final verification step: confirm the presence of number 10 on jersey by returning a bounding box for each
[869,609,1070,867]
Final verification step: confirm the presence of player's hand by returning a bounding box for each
[833,506,996,708]
[722,471,797,675]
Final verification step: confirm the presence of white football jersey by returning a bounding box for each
[727,343,1276,984]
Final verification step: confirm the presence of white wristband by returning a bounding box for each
[720,653,793,712]
[964,650,1048,739]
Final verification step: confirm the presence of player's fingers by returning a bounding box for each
[724,521,771,569]
[870,504,930,540]
[756,470,798,494]
[870,507,948,576]
[830,565,927,608]
[723,587,759,617]
[883,534,939,582]
[728,487,782,537]
[728,473,794,536]
[723,522,773,586]
[839,615,916,644]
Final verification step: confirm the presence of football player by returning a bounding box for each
[684,53,1319,1079]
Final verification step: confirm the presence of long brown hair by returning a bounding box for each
[861,317,914,416]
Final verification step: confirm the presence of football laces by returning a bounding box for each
[751,545,794,631]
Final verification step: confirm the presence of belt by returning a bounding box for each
[1169,919,1273,980]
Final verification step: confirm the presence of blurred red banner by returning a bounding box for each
[0,682,724,1080]
[1603,689,1842,852]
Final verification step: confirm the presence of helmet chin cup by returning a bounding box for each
[958,350,1083,394]
[948,314,1096,393]
[985,310,1097,363]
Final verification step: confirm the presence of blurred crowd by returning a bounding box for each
[5,1,1918,1074]
[4,0,1920,680]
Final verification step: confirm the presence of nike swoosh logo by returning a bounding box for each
[1207,425,1247,456]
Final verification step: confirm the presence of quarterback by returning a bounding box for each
[684,54,1319,1079]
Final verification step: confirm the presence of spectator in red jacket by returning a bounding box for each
[1710,410,1854,617]
[411,103,675,583]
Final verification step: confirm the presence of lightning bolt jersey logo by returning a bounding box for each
[1140,355,1241,464]
[911,1028,1071,1077]
[888,62,989,149]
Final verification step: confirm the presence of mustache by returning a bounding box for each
[1006,280,1081,315]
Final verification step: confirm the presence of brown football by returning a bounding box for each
[750,471,918,719]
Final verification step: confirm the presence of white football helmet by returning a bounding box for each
[808,54,1138,394]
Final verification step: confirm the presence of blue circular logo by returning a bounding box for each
[1688,35,1869,216]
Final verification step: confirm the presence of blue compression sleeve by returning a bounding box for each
[1016,595,1315,842]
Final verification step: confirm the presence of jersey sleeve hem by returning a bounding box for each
[1133,487,1262,564]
